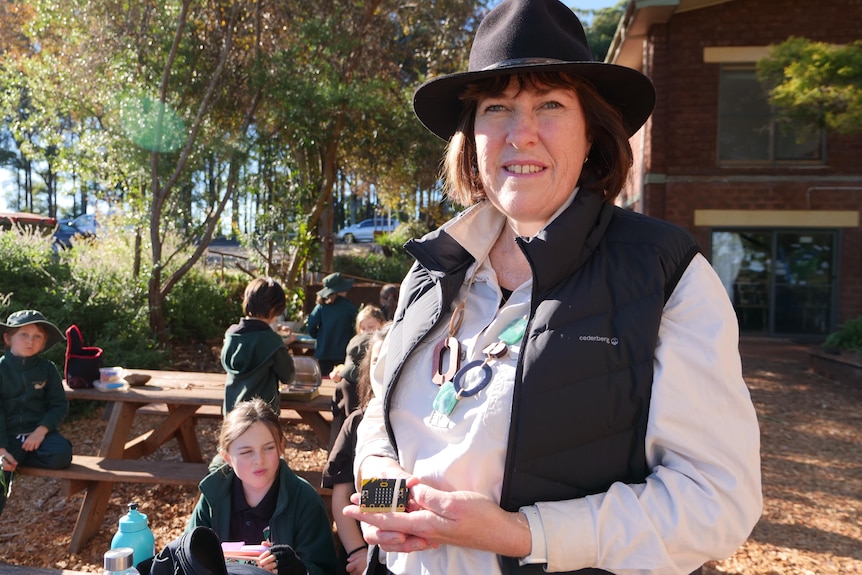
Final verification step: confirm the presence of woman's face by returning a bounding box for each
[4,325,48,358]
[474,78,590,236]
[222,421,282,494]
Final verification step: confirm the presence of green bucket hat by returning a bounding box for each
[1,309,66,351]
[317,272,355,299]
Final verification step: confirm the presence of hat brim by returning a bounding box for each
[413,61,656,140]
[317,278,354,299]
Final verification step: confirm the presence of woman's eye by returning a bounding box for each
[542,100,562,109]
[482,103,506,113]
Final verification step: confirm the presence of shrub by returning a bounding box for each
[165,268,240,341]
[823,315,862,353]
[332,252,413,284]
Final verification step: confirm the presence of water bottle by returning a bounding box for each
[103,547,140,575]
[110,502,155,567]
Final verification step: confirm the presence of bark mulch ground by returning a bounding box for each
[1,338,860,573]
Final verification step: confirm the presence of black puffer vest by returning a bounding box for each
[383,187,700,574]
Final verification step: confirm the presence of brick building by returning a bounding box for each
[608,0,862,338]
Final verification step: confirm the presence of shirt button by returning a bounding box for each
[245,521,251,526]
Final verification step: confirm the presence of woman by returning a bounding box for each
[343,0,762,574]
[187,398,336,575]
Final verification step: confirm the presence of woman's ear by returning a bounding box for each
[220,449,232,468]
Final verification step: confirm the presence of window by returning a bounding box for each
[717,66,823,165]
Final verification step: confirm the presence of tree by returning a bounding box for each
[758,37,862,135]
[574,0,625,61]
[2,0,485,341]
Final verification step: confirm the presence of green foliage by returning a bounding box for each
[0,224,244,368]
[332,252,413,285]
[576,0,627,61]
[376,220,429,253]
[823,315,862,352]
[165,269,238,341]
[758,37,862,135]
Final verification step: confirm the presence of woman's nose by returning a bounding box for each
[505,109,538,149]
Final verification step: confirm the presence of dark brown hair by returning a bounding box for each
[243,277,287,319]
[442,71,633,206]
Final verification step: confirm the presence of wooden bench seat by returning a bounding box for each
[16,455,207,497]
[17,455,330,500]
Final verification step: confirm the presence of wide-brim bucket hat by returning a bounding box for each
[0,309,66,351]
[317,272,355,299]
[413,0,656,140]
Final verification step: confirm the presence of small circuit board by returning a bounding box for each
[360,477,409,512]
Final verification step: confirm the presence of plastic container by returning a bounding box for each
[99,366,125,383]
[103,547,140,575]
[110,503,155,567]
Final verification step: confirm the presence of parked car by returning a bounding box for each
[0,211,57,232]
[53,213,98,248]
[336,218,399,243]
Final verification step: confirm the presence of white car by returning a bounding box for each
[336,218,398,243]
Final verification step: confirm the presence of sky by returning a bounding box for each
[1,0,624,214]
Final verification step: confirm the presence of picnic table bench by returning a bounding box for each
[15,368,334,554]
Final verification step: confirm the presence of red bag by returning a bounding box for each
[64,325,103,389]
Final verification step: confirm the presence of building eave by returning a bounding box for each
[606,0,735,69]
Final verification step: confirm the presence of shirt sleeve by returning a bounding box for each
[273,347,296,385]
[528,254,763,574]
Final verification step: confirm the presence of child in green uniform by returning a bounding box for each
[221,277,296,415]
[0,310,72,517]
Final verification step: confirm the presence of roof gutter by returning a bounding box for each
[606,0,735,69]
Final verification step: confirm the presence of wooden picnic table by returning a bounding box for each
[48,368,335,554]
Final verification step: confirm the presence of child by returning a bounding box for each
[328,305,386,450]
[306,273,357,377]
[322,327,388,574]
[0,309,73,517]
[221,277,296,415]
[187,398,337,575]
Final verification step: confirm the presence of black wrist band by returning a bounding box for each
[346,544,368,558]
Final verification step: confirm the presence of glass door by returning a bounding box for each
[773,231,835,336]
[711,230,837,337]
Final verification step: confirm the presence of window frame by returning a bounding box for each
[716,64,825,167]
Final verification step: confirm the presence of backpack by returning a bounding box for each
[64,324,103,389]
[145,527,269,575]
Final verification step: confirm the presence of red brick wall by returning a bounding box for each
[631,0,862,323]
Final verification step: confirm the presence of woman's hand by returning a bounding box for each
[343,481,532,558]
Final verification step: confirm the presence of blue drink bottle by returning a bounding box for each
[110,502,155,567]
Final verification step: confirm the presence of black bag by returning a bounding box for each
[146,527,269,575]
[64,324,103,389]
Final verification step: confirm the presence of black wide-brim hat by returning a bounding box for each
[413,0,656,140]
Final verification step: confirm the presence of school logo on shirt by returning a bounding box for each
[33,380,47,389]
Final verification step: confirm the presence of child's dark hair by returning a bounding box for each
[243,277,286,319]
[219,397,285,454]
